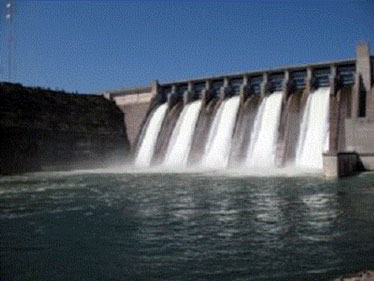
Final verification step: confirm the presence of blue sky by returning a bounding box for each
[1,0,373,93]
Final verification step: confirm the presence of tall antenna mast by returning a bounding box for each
[5,0,15,82]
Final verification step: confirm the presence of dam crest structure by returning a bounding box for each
[105,42,374,178]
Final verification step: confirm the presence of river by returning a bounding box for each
[1,170,374,280]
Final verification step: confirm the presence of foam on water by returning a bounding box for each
[200,96,240,169]
[296,87,330,170]
[162,100,202,167]
[245,91,283,168]
[134,103,168,168]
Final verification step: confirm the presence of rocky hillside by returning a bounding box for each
[0,82,130,174]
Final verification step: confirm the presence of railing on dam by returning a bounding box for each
[157,59,357,100]
[291,70,307,90]
[105,43,372,113]
[250,75,263,95]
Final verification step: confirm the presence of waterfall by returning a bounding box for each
[163,100,202,167]
[295,87,330,169]
[245,91,283,168]
[134,104,168,167]
[200,96,240,169]
[134,87,330,173]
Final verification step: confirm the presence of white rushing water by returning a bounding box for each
[295,87,330,169]
[163,100,202,167]
[245,91,283,168]
[134,104,168,168]
[200,96,240,169]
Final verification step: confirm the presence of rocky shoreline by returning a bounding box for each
[333,270,374,281]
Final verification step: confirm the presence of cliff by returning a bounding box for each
[0,82,130,174]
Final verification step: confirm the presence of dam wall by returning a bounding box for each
[125,42,373,178]
[104,84,159,149]
[345,118,374,169]
[0,83,130,175]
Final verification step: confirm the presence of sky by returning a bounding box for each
[0,0,373,94]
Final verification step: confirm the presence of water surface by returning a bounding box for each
[1,171,374,280]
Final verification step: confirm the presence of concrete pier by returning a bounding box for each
[183,82,195,106]
[167,85,181,109]
[260,73,269,97]
[282,70,292,98]
[305,67,315,94]
[239,75,250,106]
[219,77,232,100]
[201,80,215,107]
[323,152,362,179]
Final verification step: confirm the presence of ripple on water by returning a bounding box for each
[1,171,374,280]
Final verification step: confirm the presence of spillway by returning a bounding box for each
[134,104,168,167]
[295,87,330,169]
[200,96,240,169]
[163,100,202,167]
[245,91,283,168]
[134,88,331,172]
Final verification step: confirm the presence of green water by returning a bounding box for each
[1,170,374,280]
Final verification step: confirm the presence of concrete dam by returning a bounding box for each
[107,42,374,178]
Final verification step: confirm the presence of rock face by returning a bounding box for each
[0,82,130,175]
